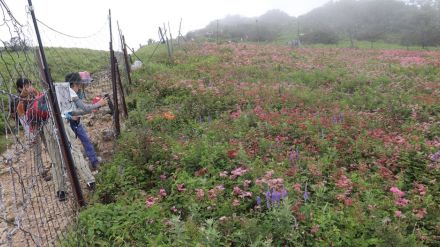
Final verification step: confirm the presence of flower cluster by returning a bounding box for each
[390,187,409,207]
[257,188,288,209]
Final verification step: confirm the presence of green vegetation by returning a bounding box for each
[45,48,109,81]
[0,48,108,84]
[62,43,440,246]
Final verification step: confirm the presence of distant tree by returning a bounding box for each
[258,9,292,25]
[355,0,408,47]
[334,0,362,47]
[4,37,30,51]
[408,0,440,8]
[186,10,293,43]
[185,0,440,47]
[401,2,440,47]
[302,29,339,44]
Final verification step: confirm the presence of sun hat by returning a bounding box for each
[79,71,93,83]
[65,72,83,84]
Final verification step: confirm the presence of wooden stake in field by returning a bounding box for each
[159,26,173,64]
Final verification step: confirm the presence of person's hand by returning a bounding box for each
[96,98,107,107]
[64,112,73,120]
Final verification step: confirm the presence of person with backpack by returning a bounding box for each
[15,78,52,181]
[64,72,107,171]
[16,78,37,137]
[20,77,97,201]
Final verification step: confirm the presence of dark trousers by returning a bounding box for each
[70,121,99,167]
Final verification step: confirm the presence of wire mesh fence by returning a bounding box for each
[0,0,125,245]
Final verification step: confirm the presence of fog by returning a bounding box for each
[189,0,440,48]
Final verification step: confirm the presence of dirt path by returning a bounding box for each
[0,74,117,246]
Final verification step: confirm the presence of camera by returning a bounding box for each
[104,93,114,116]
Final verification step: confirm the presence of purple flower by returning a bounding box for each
[430,151,440,162]
[303,184,309,202]
[265,190,271,208]
[272,191,281,203]
[281,188,288,198]
[256,196,261,205]
[289,147,299,166]
[265,190,271,198]
[332,113,344,124]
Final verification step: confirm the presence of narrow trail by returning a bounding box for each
[0,73,117,246]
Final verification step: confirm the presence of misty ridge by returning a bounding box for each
[187,0,440,48]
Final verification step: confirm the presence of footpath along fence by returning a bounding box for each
[0,0,131,245]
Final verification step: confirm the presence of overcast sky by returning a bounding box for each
[3,0,329,50]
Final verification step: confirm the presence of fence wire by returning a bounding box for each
[0,0,120,245]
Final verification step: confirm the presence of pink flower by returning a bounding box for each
[399,56,426,66]
[207,184,226,200]
[268,178,284,190]
[163,219,173,227]
[239,191,253,198]
[264,170,274,179]
[195,188,205,199]
[414,183,427,196]
[215,185,225,191]
[219,216,228,222]
[233,186,242,195]
[228,150,238,159]
[219,171,228,177]
[145,196,157,208]
[230,110,241,119]
[159,188,167,198]
[232,199,240,206]
[255,179,263,186]
[243,180,252,188]
[395,210,405,218]
[390,187,405,197]
[230,167,248,179]
[414,208,427,219]
[176,183,186,192]
[336,193,346,202]
[395,198,410,207]
[311,225,320,234]
[344,198,353,206]
[208,189,218,200]
[160,174,167,180]
[170,206,178,213]
[336,175,352,189]
[292,183,302,193]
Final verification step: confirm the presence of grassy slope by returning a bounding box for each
[61,43,440,246]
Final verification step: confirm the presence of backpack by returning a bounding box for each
[26,93,49,123]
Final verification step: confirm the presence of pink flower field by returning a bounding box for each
[81,43,440,246]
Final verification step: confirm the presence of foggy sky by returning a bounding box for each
[3,0,329,50]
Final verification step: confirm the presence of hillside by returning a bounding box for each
[186,0,440,48]
[62,42,440,246]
